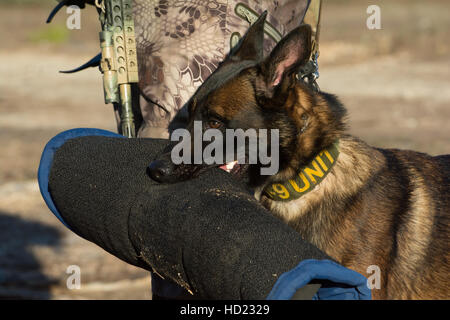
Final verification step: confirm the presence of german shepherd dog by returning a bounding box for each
[148,13,449,299]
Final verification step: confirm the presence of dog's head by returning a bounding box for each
[148,12,346,185]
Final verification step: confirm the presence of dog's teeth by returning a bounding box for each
[219,161,238,173]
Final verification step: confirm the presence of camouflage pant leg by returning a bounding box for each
[133,0,310,138]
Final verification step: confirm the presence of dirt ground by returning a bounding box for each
[0,0,449,299]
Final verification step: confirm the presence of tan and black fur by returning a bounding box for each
[148,13,450,299]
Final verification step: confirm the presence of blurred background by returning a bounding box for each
[0,0,449,299]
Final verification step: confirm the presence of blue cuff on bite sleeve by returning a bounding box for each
[267,259,371,300]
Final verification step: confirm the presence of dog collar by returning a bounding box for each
[262,140,340,202]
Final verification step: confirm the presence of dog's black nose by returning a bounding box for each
[147,160,173,183]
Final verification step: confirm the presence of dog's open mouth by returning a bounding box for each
[219,161,238,173]
[219,161,249,177]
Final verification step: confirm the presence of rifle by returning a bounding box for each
[47,0,138,138]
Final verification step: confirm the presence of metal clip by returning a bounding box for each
[95,0,106,13]
[298,52,320,92]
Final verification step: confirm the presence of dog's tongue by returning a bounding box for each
[219,161,238,173]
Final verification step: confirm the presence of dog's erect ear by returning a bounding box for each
[229,11,267,62]
[259,25,312,95]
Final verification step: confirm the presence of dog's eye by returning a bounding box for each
[208,119,222,129]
